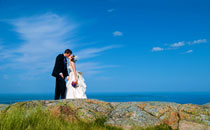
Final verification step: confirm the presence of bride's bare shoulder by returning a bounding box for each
[69,61,76,67]
[69,61,74,65]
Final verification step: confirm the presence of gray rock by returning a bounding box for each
[179,120,210,130]
[203,103,210,106]
[105,102,161,129]
[0,104,9,111]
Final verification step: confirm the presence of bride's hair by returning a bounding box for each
[71,55,78,62]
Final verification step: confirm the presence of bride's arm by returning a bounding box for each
[70,61,78,81]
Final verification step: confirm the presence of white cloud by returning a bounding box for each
[151,39,208,53]
[107,8,116,13]
[170,41,185,47]
[76,45,122,59]
[0,13,78,79]
[152,47,164,52]
[185,50,193,53]
[188,39,207,45]
[0,12,121,79]
[74,44,122,76]
[76,62,119,77]
[113,31,123,36]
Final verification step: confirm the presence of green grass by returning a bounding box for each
[0,104,175,130]
[0,105,121,130]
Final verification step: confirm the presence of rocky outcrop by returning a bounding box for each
[204,103,210,106]
[0,99,210,130]
[0,104,8,112]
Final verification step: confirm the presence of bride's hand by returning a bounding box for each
[75,78,78,83]
[67,76,70,81]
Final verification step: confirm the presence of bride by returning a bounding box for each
[65,55,87,99]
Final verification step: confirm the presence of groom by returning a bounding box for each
[52,49,72,100]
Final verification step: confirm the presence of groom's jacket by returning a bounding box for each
[52,54,68,78]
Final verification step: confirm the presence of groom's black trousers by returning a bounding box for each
[54,76,66,100]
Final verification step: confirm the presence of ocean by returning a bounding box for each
[0,92,210,105]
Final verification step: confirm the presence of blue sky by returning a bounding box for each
[0,0,210,93]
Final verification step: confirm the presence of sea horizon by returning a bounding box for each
[1,91,210,105]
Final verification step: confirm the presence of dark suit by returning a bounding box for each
[52,54,68,100]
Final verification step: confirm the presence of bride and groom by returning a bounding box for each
[52,49,87,100]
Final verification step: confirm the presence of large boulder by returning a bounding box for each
[178,104,210,127]
[0,99,210,130]
[105,102,161,129]
[138,101,180,129]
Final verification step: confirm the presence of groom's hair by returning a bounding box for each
[64,49,72,54]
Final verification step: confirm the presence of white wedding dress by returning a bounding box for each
[66,64,87,99]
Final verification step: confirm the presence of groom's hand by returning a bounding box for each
[59,73,64,78]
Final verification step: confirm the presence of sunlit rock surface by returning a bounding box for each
[0,99,209,130]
